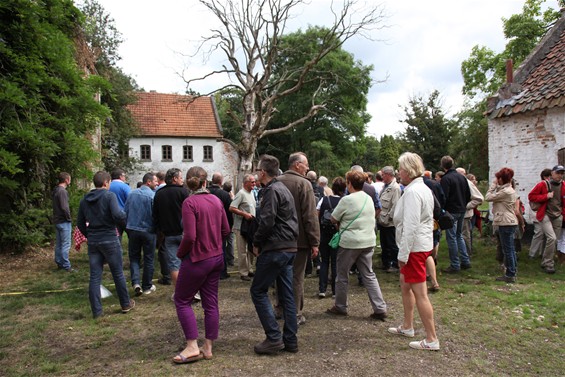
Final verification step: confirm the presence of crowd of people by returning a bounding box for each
[51,153,565,362]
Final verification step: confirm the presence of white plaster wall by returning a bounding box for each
[488,107,565,223]
[128,137,239,190]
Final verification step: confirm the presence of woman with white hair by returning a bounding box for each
[388,152,440,351]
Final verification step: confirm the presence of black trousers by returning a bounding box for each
[380,226,399,268]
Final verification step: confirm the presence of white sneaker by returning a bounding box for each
[143,285,156,295]
[133,284,142,297]
[409,339,440,351]
[387,325,415,337]
[193,292,201,301]
[318,292,326,298]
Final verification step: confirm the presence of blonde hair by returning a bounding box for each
[398,152,425,179]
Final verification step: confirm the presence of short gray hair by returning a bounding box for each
[382,166,394,175]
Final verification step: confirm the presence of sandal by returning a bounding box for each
[428,284,440,293]
[173,352,203,364]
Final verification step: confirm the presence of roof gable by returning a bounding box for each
[488,12,565,118]
[128,92,223,138]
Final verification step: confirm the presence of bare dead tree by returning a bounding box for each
[185,0,387,185]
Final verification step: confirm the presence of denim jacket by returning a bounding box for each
[125,186,155,233]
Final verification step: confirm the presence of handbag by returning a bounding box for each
[438,209,454,230]
[329,195,368,249]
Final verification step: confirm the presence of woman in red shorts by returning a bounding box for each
[388,152,440,351]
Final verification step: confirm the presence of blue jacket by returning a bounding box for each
[125,185,155,233]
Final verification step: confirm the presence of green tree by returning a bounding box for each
[377,135,400,169]
[0,0,109,250]
[78,0,139,171]
[461,0,561,99]
[398,90,454,172]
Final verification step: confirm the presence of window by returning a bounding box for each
[183,145,193,161]
[203,145,213,162]
[140,145,151,161]
[162,145,172,161]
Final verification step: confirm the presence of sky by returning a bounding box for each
[91,0,549,139]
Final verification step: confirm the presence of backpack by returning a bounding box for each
[529,180,550,211]
[320,197,336,231]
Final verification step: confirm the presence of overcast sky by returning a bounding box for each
[92,0,551,138]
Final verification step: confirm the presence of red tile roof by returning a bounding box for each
[487,13,565,118]
[128,92,223,137]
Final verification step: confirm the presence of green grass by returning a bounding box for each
[0,234,564,376]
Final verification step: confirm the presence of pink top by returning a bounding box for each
[177,193,230,263]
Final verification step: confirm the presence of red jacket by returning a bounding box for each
[528,180,565,222]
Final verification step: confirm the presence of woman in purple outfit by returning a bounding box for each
[173,167,230,364]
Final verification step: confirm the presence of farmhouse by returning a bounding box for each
[486,13,565,223]
[127,91,238,187]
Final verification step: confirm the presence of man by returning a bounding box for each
[77,171,134,318]
[277,152,320,325]
[528,165,565,274]
[250,154,299,355]
[125,172,158,296]
[306,170,324,203]
[528,169,551,259]
[318,176,333,197]
[229,174,257,281]
[372,171,385,196]
[209,172,233,279]
[440,156,472,273]
[155,171,166,190]
[109,168,131,210]
[154,171,171,285]
[377,166,401,272]
[52,172,74,272]
[462,174,484,256]
[153,168,189,287]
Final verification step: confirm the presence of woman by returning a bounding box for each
[325,170,387,320]
[316,177,346,298]
[389,152,439,351]
[172,167,230,364]
[486,167,519,283]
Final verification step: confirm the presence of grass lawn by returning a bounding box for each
[0,234,564,377]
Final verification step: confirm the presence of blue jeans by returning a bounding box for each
[54,222,72,270]
[250,251,297,346]
[498,225,517,277]
[445,212,470,269]
[127,230,156,290]
[88,239,131,318]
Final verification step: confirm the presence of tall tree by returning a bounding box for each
[186,0,386,185]
[78,0,140,171]
[398,90,454,172]
[377,135,400,169]
[0,0,108,250]
[461,0,561,99]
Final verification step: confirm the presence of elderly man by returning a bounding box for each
[209,172,233,280]
[277,152,320,325]
[378,166,401,272]
[229,174,257,281]
[318,176,333,197]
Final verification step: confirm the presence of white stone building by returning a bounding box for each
[486,13,565,223]
[127,92,238,188]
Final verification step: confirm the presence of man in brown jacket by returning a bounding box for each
[277,152,320,325]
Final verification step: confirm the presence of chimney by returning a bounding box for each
[506,59,513,83]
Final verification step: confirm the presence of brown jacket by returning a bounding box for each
[277,170,320,249]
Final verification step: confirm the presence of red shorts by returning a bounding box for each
[401,251,432,283]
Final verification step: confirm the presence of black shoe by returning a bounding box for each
[240,275,251,281]
[495,275,516,283]
[220,273,230,280]
[248,272,255,277]
[283,343,298,353]
[369,312,387,321]
[441,266,460,274]
[157,277,172,285]
[254,339,284,355]
[542,266,556,274]
[461,264,472,270]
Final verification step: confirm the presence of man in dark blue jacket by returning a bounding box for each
[439,156,472,273]
[251,154,299,355]
[77,171,134,318]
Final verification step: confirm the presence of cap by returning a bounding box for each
[552,165,565,172]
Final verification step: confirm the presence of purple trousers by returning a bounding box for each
[174,253,223,340]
